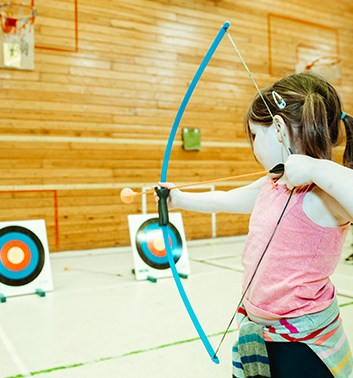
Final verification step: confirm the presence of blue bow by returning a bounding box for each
[157,21,230,365]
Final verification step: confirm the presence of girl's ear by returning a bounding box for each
[273,115,287,143]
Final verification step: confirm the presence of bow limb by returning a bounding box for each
[160,21,230,183]
[159,22,230,365]
[162,226,220,363]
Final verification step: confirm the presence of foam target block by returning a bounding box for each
[0,220,53,297]
[128,213,190,281]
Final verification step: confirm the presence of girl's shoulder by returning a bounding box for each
[303,185,350,228]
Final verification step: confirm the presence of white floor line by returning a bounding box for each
[0,324,31,377]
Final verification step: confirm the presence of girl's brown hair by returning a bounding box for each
[244,72,353,168]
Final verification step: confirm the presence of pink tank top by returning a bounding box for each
[242,179,350,319]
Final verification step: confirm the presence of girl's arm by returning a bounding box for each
[158,176,267,215]
[284,155,353,222]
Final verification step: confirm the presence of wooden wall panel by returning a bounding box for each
[0,0,352,251]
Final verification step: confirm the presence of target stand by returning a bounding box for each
[0,219,53,301]
[128,213,190,282]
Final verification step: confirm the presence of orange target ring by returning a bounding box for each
[0,240,31,271]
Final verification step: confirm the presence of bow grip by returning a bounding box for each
[154,187,171,226]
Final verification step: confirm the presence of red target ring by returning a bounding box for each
[0,240,31,271]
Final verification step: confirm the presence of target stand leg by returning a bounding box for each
[147,276,157,283]
[178,273,188,279]
[35,288,46,297]
[0,293,6,303]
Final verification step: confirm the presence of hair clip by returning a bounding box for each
[272,91,286,109]
[341,112,346,120]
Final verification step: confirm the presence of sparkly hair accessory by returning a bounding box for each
[272,91,286,109]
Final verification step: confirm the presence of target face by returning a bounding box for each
[135,218,183,270]
[0,226,45,287]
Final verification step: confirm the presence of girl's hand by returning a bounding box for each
[284,155,316,190]
[154,182,181,210]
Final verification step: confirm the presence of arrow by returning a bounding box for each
[120,163,284,204]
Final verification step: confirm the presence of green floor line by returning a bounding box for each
[339,301,353,308]
[4,329,238,378]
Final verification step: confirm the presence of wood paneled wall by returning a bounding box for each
[0,0,352,251]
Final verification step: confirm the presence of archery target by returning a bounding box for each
[0,220,53,297]
[128,213,190,281]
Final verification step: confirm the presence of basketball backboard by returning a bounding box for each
[0,1,37,70]
[268,14,340,85]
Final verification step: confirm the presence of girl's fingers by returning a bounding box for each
[158,182,176,189]
[154,183,179,210]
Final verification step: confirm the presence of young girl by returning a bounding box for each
[157,72,353,377]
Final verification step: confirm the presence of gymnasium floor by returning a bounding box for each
[1,234,352,378]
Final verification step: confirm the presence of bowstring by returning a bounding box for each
[226,31,292,155]
[214,187,295,357]
[213,30,295,357]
